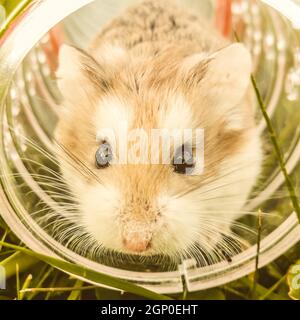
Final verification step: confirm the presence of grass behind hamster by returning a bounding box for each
[0,0,300,300]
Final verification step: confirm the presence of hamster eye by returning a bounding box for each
[173,145,195,174]
[95,142,113,168]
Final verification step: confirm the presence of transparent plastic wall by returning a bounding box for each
[0,0,300,294]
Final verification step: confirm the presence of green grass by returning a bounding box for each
[0,0,300,301]
[0,0,33,37]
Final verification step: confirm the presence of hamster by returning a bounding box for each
[55,0,262,260]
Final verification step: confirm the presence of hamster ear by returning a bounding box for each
[56,45,108,105]
[184,43,252,129]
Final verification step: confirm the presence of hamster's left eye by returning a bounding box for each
[173,145,195,174]
[95,142,113,168]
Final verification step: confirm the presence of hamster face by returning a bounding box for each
[55,44,262,258]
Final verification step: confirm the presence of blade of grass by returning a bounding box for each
[259,275,287,300]
[251,209,263,298]
[45,272,59,300]
[16,263,20,300]
[240,277,288,300]
[19,274,32,300]
[266,263,285,281]
[0,241,172,300]
[67,279,84,300]
[251,75,300,222]
[21,285,98,294]
[224,286,249,299]
[27,266,53,300]
[0,251,38,278]
[0,0,33,37]
[0,229,8,251]
[181,287,187,300]
[0,249,15,256]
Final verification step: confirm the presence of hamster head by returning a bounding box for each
[55,43,262,258]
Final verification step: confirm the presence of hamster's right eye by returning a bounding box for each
[173,144,195,174]
[95,142,113,168]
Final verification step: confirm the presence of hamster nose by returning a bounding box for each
[123,233,151,252]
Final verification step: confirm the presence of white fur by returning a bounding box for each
[200,44,253,108]
[95,96,133,135]
[92,44,127,66]
[158,95,194,130]
[188,43,253,130]
[79,185,124,251]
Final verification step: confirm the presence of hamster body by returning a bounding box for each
[55,0,262,259]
